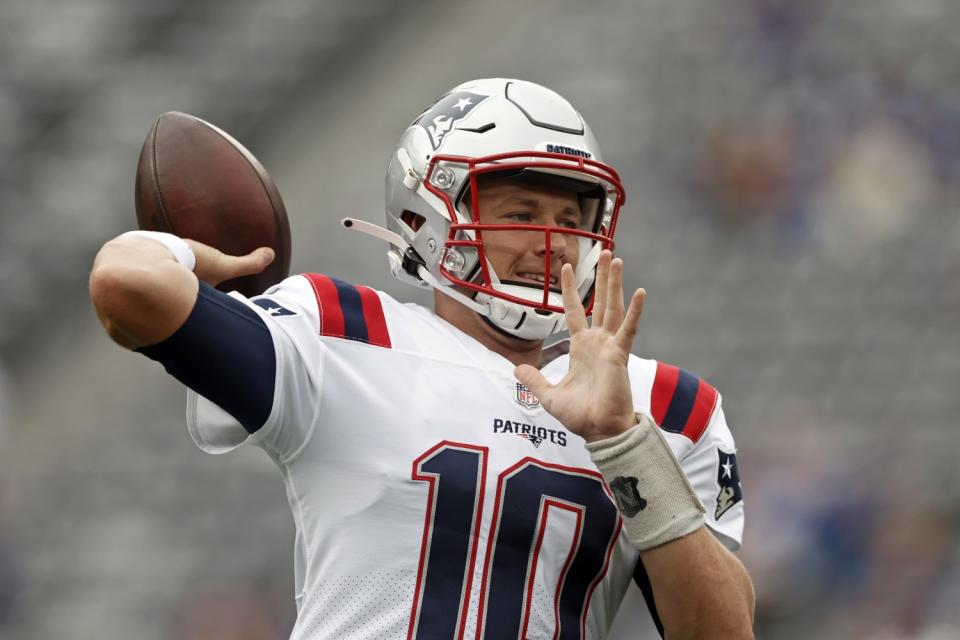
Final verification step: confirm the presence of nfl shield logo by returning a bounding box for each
[515,382,540,409]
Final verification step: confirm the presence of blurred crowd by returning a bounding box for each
[741,423,960,639]
[657,0,959,251]
[1,0,958,638]
[692,3,960,638]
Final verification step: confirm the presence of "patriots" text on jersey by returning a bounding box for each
[492,418,567,447]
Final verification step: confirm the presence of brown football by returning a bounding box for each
[135,111,291,297]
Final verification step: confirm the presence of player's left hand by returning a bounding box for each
[515,250,645,443]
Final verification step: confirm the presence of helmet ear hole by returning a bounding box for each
[400,210,426,232]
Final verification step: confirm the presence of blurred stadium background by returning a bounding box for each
[0,0,958,638]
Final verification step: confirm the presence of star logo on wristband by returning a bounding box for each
[610,476,647,517]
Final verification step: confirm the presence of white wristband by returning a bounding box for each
[586,413,705,550]
[122,230,196,272]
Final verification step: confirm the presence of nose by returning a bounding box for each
[534,226,568,260]
[535,226,577,282]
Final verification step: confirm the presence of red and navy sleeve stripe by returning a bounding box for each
[304,273,391,348]
[650,362,718,444]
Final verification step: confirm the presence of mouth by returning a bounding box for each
[516,272,559,286]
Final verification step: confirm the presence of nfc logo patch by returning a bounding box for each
[252,298,299,317]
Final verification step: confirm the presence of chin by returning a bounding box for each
[480,314,541,344]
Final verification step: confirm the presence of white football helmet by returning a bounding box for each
[345,78,625,340]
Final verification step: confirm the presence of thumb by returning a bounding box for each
[236,247,275,275]
[255,246,276,269]
[515,364,552,399]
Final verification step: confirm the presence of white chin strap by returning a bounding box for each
[476,284,566,340]
[341,217,603,341]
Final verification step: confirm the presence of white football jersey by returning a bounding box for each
[185,273,745,640]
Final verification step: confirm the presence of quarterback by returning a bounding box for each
[90,79,754,639]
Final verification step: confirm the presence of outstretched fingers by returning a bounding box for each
[591,250,612,328]
[615,288,646,352]
[603,258,626,333]
[560,263,588,334]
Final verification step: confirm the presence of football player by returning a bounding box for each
[90,78,754,639]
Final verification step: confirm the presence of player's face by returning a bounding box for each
[473,178,582,288]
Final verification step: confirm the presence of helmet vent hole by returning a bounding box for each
[400,210,426,232]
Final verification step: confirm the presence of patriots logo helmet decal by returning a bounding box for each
[414,90,490,150]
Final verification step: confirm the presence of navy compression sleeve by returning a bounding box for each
[137,282,276,433]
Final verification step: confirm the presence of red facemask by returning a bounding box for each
[423,150,626,314]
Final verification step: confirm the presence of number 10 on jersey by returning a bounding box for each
[409,441,622,640]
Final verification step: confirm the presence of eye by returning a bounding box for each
[505,211,533,223]
[558,219,579,229]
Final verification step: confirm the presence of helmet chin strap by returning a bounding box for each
[475,261,567,340]
[477,286,566,340]
[575,241,603,298]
